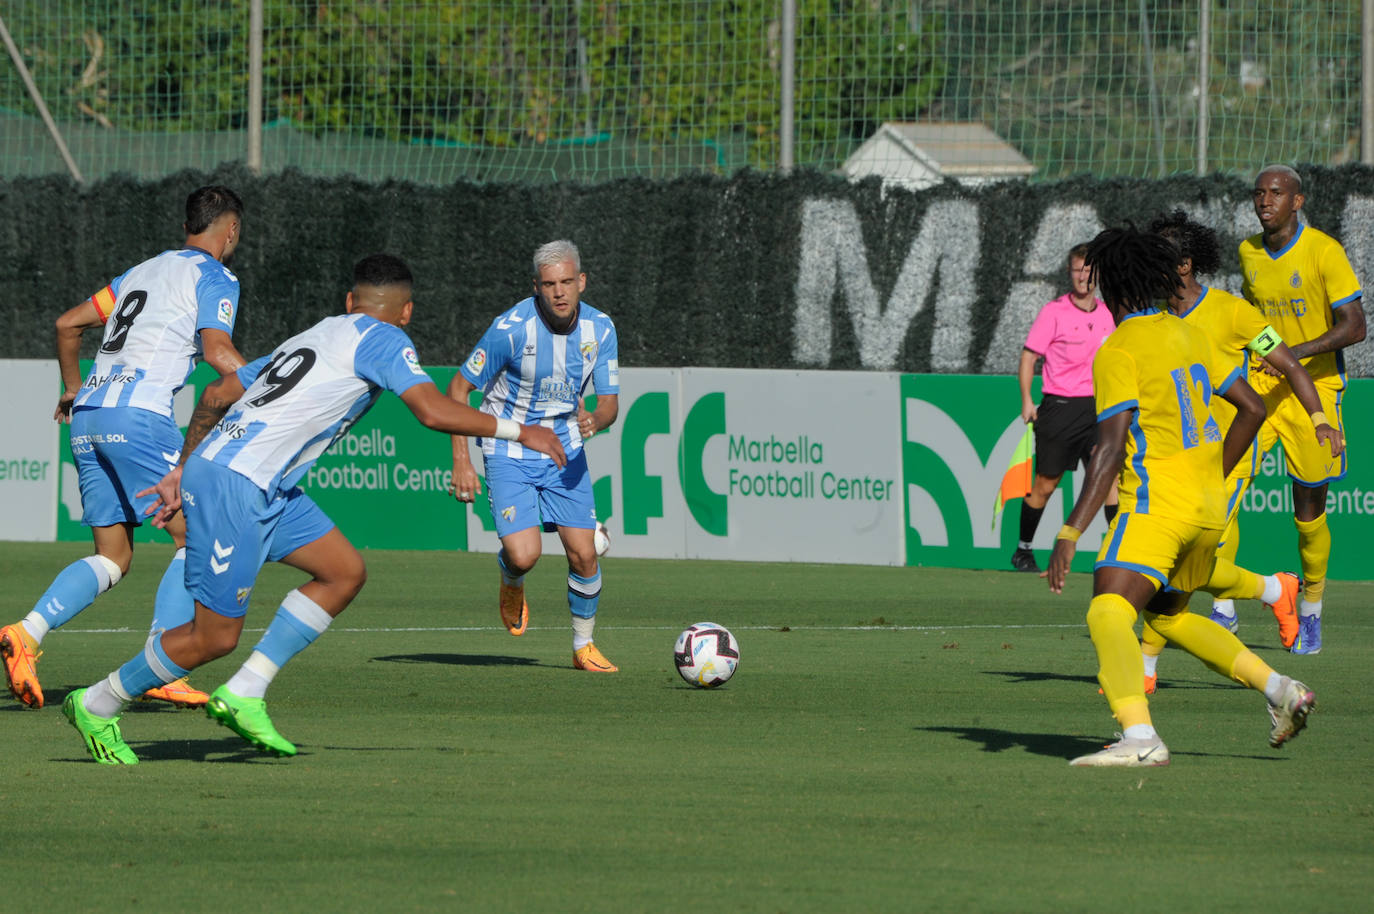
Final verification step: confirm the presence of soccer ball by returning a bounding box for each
[593,522,610,556]
[673,622,740,688]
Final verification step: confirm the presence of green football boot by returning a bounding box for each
[205,685,297,757]
[63,688,139,765]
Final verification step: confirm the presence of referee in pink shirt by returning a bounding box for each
[1011,243,1119,572]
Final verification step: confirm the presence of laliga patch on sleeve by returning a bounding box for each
[217,298,235,326]
[465,349,487,375]
[402,347,428,376]
[607,358,619,384]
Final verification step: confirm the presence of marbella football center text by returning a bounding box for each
[727,434,894,501]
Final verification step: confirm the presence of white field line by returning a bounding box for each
[53,622,1085,635]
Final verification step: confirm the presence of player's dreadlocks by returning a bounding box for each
[1147,209,1222,277]
[1083,224,1183,314]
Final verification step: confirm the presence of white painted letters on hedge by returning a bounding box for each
[793,198,979,371]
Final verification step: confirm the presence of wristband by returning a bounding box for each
[1309,411,1329,428]
[1056,524,1082,543]
[494,418,521,441]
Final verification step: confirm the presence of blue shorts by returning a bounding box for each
[483,450,596,537]
[182,455,335,618]
[70,406,182,528]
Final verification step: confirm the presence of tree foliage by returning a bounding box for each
[2,0,945,173]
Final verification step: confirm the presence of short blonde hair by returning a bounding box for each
[533,240,581,277]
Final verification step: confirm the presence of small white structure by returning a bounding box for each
[842,122,1035,190]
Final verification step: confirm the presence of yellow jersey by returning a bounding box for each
[1177,285,1275,478]
[1093,309,1242,527]
[1239,223,1361,390]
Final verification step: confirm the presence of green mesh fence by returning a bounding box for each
[0,1,1366,185]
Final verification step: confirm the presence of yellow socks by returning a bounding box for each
[1145,610,1260,686]
[1205,556,1265,600]
[1230,651,1278,693]
[1140,615,1166,658]
[1296,514,1330,603]
[1087,593,1151,730]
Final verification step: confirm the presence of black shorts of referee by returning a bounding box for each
[1034,395,1097,479]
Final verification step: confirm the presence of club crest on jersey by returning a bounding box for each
[1290,270,1302,289]
[236,587,252,605]
[465,349,487,374]
[402,346,427,376]
[580,340,597,359]
[217,298,234,326]
[501,505,517,522]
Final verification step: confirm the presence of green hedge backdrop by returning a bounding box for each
[2,165,1371,374]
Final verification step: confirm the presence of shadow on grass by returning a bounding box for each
[51,738,296,765]
[370,652,544,668]
[131,738,292,763]
[915,725,1106,760]
[917,725,1287,763]
[984,669,1231,690]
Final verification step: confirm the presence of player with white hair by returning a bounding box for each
[449,239,622,672]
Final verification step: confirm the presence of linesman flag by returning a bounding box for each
[992,421,1034,529]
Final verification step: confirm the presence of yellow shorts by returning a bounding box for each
[1221,472,1253,533]
[1095,511,1222,593]
[1255,380,1346,485]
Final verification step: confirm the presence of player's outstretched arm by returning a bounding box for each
[1261,341,1343,457]
[1218,377,1265,477]
[137,372,248,528]
[53,299,105,422]
[1045,410,1129,594]
[199,327,248,377]
[402,381,567,467]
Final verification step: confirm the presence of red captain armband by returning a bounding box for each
[90,286,118,323]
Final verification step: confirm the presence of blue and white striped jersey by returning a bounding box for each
[459,297,619,460]
[74,248,240,417]
[196,313,431,497]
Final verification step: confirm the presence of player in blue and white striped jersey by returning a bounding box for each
[63,255,566,763]
[449,239,621,672]
[2,186,248,711]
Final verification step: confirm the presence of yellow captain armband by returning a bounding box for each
[1309,411,1329,428]
[90,285,118,323]
[1246,326,1282,358]
[1056,524,1082,543]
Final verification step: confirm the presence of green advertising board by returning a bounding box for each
[55,362,479,551]
[52,362,1372,581]
[901,374,1374,580]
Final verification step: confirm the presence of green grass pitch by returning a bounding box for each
[2,542,1371,912]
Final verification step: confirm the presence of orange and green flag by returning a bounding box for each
[992,422,1034,529]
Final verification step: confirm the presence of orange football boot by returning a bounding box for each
[1,623,43,709]
[499,582,528,636]
[573,642,618,672]
[1265,572,1301,649]
[140,677,210,708]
